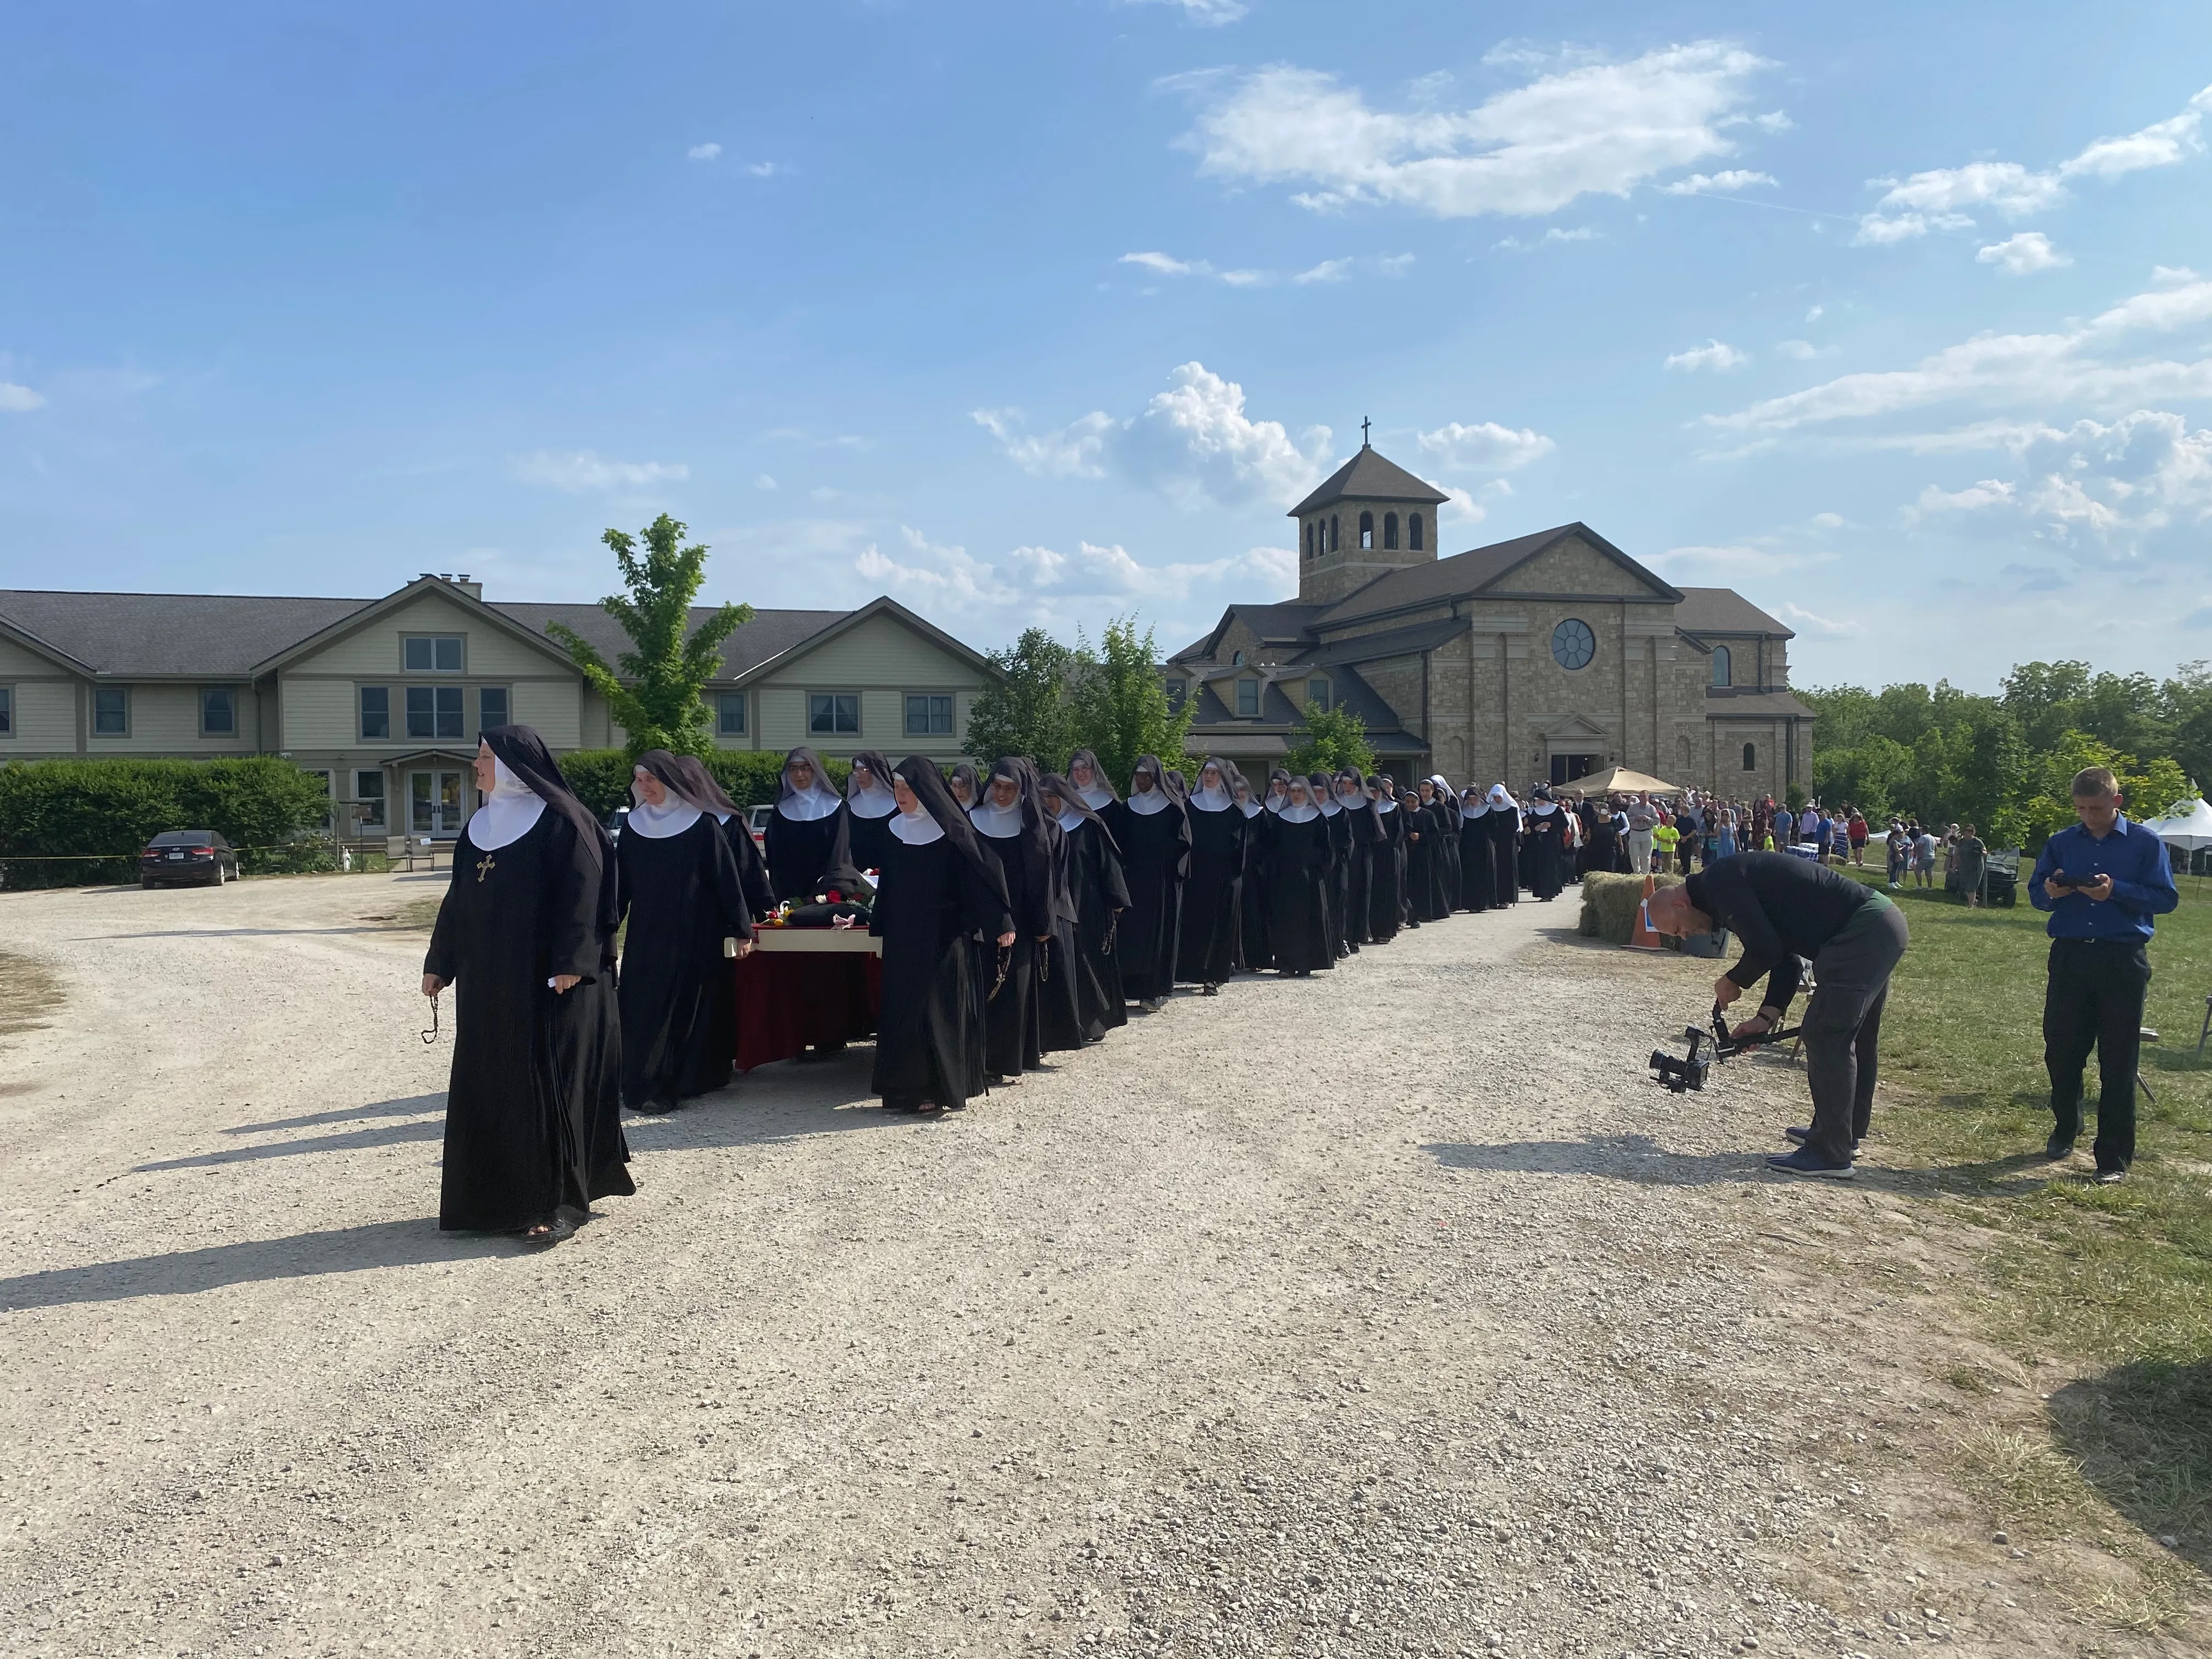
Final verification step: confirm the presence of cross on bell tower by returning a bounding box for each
[1361,416,1371,447]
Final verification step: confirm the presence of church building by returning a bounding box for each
[1166,441,1814,796]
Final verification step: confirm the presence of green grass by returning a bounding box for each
[1838,862,2212,1576]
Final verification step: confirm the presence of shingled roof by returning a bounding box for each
[496,602,853,681]
[0,591,369,677]
[1672,586,1795,639]
[1313,523,1682,627]
[1288,446,1451,516]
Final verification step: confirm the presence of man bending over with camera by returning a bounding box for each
[1645,854,1910,1178]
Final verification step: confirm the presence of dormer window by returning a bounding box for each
[1711,645,1732,687]
[1237,678,1260,717]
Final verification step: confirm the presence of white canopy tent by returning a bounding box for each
[2142,797,2212,850]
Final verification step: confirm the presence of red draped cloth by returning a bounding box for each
[733,951,882,1072]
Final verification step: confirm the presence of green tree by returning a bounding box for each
[1285,703,1375,779]
[2158,661,2212,792]
[2017,730,2192,845]
[963,628,1076,766]
[546,514,752,760]
[1066,617,1194,791]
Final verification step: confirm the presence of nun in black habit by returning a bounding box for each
[1018,759,1087,1056]
[1334,772,1377,949]
[614,751,755,1112]
[1268,776,1334,975]
[422,725,630,1246]
[842,751,900,874]
[870,758,1014,1114]
[1041,772,1130,1042]
[1430,776,1465,911]
[947,761,982,812]
[764,748,855,906]
[1366,775,1406,942]
[1406,782,1448,923]
[1310,771,1350,960]
[1485,785,1523,906]
[1233,770,1272,972]
[668,754,773,1085]
[1459,788,1496,912]
[1114,755,1188,1011]
[1175,757,1244,994]
[970,758,1053,1082]
[1521,786,1570,900]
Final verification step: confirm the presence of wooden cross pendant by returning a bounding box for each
[475,853,496,883]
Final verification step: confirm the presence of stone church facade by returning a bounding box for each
[1166,443,1814,798]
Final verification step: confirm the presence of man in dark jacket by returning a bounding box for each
[1646,852,1910,1179]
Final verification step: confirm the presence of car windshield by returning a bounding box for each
[149,831,216,847]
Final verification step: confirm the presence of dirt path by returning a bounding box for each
[0,873,2199,1657]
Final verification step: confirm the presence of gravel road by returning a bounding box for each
[0,872,2199,1658]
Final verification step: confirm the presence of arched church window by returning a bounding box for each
[1359,511,1374,549]
[1741,742,1758,772]
[1711,645,1732,687]
[1409,513,1423,550]
[1384,513,1398,549]
[1231,650,1244,666]
[1550,618,1595,672]
[1330,515,1339,552]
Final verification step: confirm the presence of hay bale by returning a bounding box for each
[1576,871,1686,945]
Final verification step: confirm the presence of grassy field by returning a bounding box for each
[1836,855,2212,1582]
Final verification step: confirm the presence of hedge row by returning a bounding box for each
[0,758,336,888]
[557,749,851,817]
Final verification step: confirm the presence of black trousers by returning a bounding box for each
[2044,936,2150,1171]
[1801,903,1910,1164]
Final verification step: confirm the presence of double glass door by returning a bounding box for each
[409,769,465,836]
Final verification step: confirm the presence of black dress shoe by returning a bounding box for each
[2045,1134,2075,1161]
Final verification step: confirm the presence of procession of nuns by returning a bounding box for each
[422,725,1535,1247]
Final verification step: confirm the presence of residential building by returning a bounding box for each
[0,577,997,838]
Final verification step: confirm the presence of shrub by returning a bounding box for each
[0,757,333,888]
[1577,870,1686,946]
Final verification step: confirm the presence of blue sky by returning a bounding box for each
[3,2,2209,691]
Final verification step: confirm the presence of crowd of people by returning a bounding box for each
[417,728,1593,1245]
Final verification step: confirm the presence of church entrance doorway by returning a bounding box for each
[1550,753,1600,787]
[408,768,465,837]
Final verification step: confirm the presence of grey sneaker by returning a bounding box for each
[1766,1146,1857,1180]
[1784,1126,1860,1156]
[2091,1167,2126,1186]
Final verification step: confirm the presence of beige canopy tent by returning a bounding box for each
[1556,765,1683,798]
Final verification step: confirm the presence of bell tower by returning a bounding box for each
[1290,431,1452,606]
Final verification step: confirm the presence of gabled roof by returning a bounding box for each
[1289,446,1451,516]
[0,590,368,677]
[1169,601,1325,664]
[1673,586,1795,639]
[1705,688,1815,719]
[496,601,850,681]
[260,577,579,675]
[1294,615,1470,668]
[1313,522,1683,627]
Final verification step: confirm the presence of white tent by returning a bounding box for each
[2143,797,2212,850]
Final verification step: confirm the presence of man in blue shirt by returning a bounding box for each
[2028,766,2180,1182]
[1773,804,1795,848]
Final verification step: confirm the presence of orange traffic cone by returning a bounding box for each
[1628,872,1663,951]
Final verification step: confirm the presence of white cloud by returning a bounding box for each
[1776,601,1865,638]
[513,450,690,492]
[686,142,721,161]
[1905,410,2212,564]
[1774,340,1822,360]
[748,161,777,178]
[1176,42,1772,218]
[1850,209,1974,245]
[1416,420,1555,473]
[1125,0,1248,24]
[976,362,1331,510]
[1664,339,1750,373]
[1859,84,2211,240]
[855,525,1293,637]
[1707,274,2212,434]
[753,473,777,490]
[1658,169,1777,195]
[1293,258,1352,284]
[1375,252,1415,275]
[1494,225,1601,251]
[1805,304,1825,322]
[1118,250,1267,286]
[1977,231,2070,274]
[0,382,44,412]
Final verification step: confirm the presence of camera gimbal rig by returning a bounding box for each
[1649,1003,1804,1093]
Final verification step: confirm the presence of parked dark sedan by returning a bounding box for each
[139,830,240,888]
